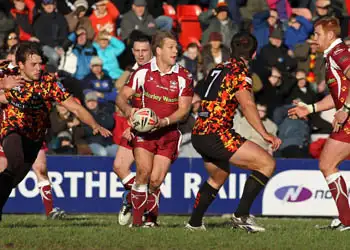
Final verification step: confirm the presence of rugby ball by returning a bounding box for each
[132,108,158,133]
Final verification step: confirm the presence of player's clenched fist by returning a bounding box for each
[262,133,282,151]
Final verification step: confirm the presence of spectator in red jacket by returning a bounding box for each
[10,0,35,41]
[89,0,119,37]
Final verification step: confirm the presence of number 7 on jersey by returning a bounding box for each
[204,69,222,98]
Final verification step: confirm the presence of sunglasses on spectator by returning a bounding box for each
[271,75,281,79]
[316,5,330,10]
[8,35,18,40]
[270,15,278,19]
[297,77,306,81]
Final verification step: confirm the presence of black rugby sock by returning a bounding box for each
[235,171,269,217]
[189,181,218,227]
[0,170,15,219]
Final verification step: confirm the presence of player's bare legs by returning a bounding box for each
[205,162,230,189]
[188,141,275,231]
[145,155,172,225]
[131,147,154,226]
[229,140,275,228]
[319,138,350,226]
[32,150,65,219]
[113,146,135,188]
[113,146,135,225]
[229,141,276,177]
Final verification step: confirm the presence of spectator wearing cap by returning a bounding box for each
[83,91,117,157]
[252,9,282,53]
[83,56,117,106]
[32,0,69,69]
[10,0,35,41]
[89,0,119,36]
[201,32,230,77]
[93,30,125,80]
[284,13,313,50]
[199,2,239,48]
[120,0,157,41]
[254,28,297,76]
[64,26,97,80]
[65,0,94,41]
[55,131,78,155]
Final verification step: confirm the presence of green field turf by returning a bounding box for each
[0,214,349,250]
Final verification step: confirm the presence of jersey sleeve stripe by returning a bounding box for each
[132,69,148,90]
[178,76,186,96]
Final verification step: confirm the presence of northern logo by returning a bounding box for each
[275,186,312,202]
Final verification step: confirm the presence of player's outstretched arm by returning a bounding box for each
[116,85,135,118]
[236,89,281,151]
[61,96,112,137]
[288,94,335,119]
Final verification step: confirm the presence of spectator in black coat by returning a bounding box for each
[32,0,69,69]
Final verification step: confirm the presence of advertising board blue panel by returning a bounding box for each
[4,156,258,215]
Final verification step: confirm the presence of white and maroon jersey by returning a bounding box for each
[126,57,194,118]
[324,38,350,109]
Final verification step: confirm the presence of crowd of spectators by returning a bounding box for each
[0,0,349,159]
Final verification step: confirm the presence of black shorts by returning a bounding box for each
[191,130,246,172]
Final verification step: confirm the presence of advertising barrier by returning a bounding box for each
[4,157,257,215]
[4,157,350,216]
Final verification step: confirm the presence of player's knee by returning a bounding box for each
[256,154,276,177]
[113,161,122,174]
[319,159,336,176]
[137,167,151,181]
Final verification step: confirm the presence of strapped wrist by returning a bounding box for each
[305,103,317,114]
[342,102,350,114]
[164,117,170,126]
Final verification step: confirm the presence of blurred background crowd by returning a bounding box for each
[0,0,349,159]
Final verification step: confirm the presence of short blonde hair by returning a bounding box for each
[96,30,109,41]
[314,16,341,38]
[151,31,176,55]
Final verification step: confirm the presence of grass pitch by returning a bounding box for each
[0,214,349,250]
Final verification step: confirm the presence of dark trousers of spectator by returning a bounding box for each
[0,133,42,220]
